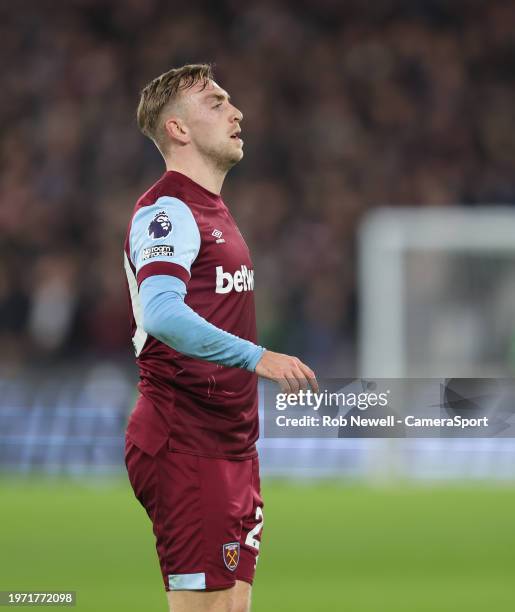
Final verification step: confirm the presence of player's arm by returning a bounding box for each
[140,277,318,392]
[140,274,264,371]
[130,196,317,391]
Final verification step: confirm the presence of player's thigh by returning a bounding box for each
[167,587,231,612]
[232,580,252,612]
[166,580,251,612]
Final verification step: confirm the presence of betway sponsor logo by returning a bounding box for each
[215,265,254,294]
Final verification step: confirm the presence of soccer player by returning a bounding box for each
[123,64,318,612]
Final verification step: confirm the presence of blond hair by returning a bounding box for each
[136,63,213,149]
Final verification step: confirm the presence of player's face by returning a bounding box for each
[184,80,244,170]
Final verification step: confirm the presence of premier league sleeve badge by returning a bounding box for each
[148,210,172,239]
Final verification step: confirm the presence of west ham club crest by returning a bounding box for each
[222,542,240,571]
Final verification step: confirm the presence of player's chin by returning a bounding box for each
[230,138,244,154]
[228,149,244,165]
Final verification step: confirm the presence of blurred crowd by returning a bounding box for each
[1,0,514,374]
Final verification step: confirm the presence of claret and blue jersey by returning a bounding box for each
[124,170,263,459]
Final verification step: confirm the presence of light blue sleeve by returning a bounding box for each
[140,275,266,372]
[129,196,201,278]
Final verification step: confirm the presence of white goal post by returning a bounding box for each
[358,207,515,378]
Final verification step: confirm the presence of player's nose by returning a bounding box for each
[230,105,243,123]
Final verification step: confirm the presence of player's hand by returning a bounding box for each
[255,350,319,394]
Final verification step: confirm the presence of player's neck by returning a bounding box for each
[164,157,226,196]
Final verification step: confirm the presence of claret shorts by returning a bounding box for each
[125,437,264,591]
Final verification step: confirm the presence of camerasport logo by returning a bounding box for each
[215,265,254,294]
[142,245,174,260]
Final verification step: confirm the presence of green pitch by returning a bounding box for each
[1,478,515,611]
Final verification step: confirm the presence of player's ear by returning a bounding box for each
[164,117,190,145]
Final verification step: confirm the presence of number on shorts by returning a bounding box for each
[245,506,264,551]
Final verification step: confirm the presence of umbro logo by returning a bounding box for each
[212,229,225,244]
